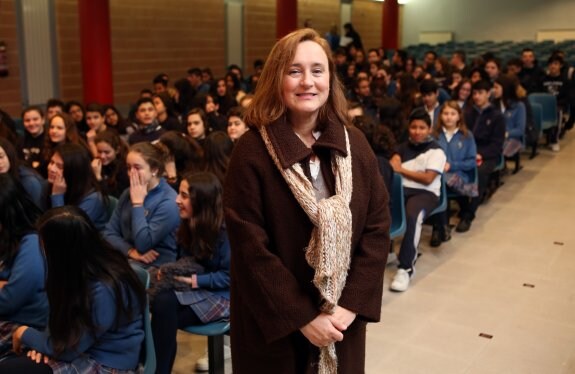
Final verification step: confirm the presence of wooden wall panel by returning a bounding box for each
[0,0,23,117]
[351,0,382,51]
[244,0,276,75]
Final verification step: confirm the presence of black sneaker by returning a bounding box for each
[430,229,442,247]
[455,219,471,233]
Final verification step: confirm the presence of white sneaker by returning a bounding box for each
[195,344,232,372]
[390,269,411,292]
[550,143,560,152]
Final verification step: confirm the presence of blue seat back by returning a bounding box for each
[131,265,156,374]
[528,93,558,130]
[390,173,406,240]
[530,102,543,136]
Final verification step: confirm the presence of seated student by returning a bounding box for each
[65,100,88,135]
[459,80,506,232]
[186,108,210,146]
[214,78,238,118]
[91,131,130,198]
[492,75,527,158]
[542,55,570,152]
[0,174,48,359]
[159,131,203,190]
[103,142,180,268]
[128,98,166,145]
[431,101,478,246]
[202,131,233,186]
[452,79,473,109]
[151,172,230,374]
[420,79,441,126]
[2,206,145,374]
[201,93,228,133]
[484,58,502,82]
[0,108,18,145]
[226,106,249,142]
[351,77,378,121]
[153,92,185,133]
[40,113,88,178]
[47,143,109,231]
[104,104,132,136]
[0,138,48,211]
[84,103,109,157]
[518,48,544,94]
[18,106,46,171]
[45,98,64,121]
[389,108,446,292]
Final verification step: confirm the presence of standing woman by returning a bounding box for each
[224,29,390,373]
[151,172,231,374]
[103,142,180,268]
[3,206,145,374]
[0,174,48,359]
[47,143,109,231]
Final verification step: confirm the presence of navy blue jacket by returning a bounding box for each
[436,130,477,184]
[464,104,506,161]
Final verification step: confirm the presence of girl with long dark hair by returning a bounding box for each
[103,142,179,267]
[91,130,130,198]
[202,131,233,186]
[47,143,109,230]
[0,174,47,359]
[151,172,230,374]
[3,206,146,373]
[0,138,48,211]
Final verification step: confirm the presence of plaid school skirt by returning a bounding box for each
[47,356,140,374]
[174,289,230,324]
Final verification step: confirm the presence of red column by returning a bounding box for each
[78,0,113,104]
[276,0,297,39]
[381,0,399,49]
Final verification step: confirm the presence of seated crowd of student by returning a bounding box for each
[0,40,573,372]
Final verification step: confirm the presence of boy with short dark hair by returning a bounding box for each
[542,55,569,149]
[389,108,446,292]
[420,79,441,125]
[458,80,506,232]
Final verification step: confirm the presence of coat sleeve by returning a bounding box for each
[338,134,390,322]
[224,135,319,344]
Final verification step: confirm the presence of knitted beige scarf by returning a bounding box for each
[260,125,353,374]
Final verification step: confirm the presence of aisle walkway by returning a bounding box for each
[369,133,575,374]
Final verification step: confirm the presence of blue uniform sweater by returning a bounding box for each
[21,281,143,370]
[0,234,48,328]
[19,166,48,211]
[103,178,179,266]
[502,101,526,142]
[436,130,477,184]
[51,191,108,231]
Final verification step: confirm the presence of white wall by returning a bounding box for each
[401,0,575,46]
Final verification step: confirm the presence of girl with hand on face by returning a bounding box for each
[151,172,230,374]
[2,206,145,374]
[18,106,46,171]
[452,79,473,109]
[91,131,129,198]
[84,103,108,158]
[103,104,131,137]
[153,92,185,133]
[103,142,179,268]
[0,138,48,211]
[47,143,109,231]
[0,174,48,360]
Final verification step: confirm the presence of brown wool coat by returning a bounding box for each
[224,118,390,374]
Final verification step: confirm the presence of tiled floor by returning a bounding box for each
[173,132,575,373]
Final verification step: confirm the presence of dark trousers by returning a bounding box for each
[457,158,498,221]
[151,290,202,374]
[398,188,439,273]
